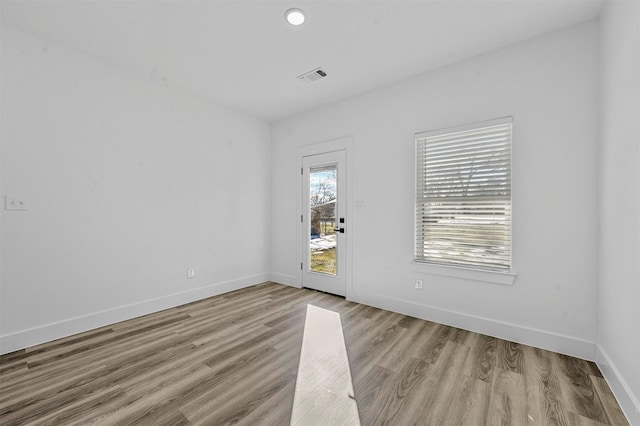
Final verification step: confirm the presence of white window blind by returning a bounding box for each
[415,118,512,271]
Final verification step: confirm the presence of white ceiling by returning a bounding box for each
[1,0,604,122]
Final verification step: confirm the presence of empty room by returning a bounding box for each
[1,0,638,425]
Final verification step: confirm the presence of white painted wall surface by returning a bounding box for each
[271,22,599,358]
[0,26,271,353]
[597,1,640,422]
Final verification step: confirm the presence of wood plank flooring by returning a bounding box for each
[0,282,629,425]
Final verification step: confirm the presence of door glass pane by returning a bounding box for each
[309,165,337,275]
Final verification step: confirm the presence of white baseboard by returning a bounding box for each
[269,272,300,288]
[0,273,268,355]
[596,344,640,425]
[347,287,596,361]
[5,274,633,423]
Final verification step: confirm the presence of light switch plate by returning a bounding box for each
[5,196,29,211]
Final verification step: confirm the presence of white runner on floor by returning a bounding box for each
[290,304,361,426]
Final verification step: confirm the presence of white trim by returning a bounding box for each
[301,150,347,296]
[297,136,354,297]
[347,287,596,361]
[412,261,517,286]
[415,116,513,139]
[0,273,268,355]
[269,272,300,288]
[298,135,353,157]
[414,116,513,271]
[596,345,640,425]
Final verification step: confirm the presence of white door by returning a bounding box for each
[302,150,347,296]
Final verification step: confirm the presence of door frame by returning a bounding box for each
[302,150,346,296]
[297,136,353,298]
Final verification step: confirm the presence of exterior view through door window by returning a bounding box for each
[309,165,337,275]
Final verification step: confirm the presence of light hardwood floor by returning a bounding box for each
[0,282,629,425]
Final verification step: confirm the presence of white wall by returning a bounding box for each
[597,0,640,422]
[271,21,600,359]
[0,26,271,353]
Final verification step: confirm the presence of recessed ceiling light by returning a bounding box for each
[285,8,305,26]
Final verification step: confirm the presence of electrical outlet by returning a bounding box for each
[415,280,423,290]
[187,269,195,278]
[5,195,29,211]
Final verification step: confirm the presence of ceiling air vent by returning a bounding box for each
[297,67,328,83]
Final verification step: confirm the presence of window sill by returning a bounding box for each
[411,261,517,286]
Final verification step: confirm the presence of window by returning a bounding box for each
[415,117,512,271]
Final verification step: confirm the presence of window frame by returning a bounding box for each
[414,117,513,274]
